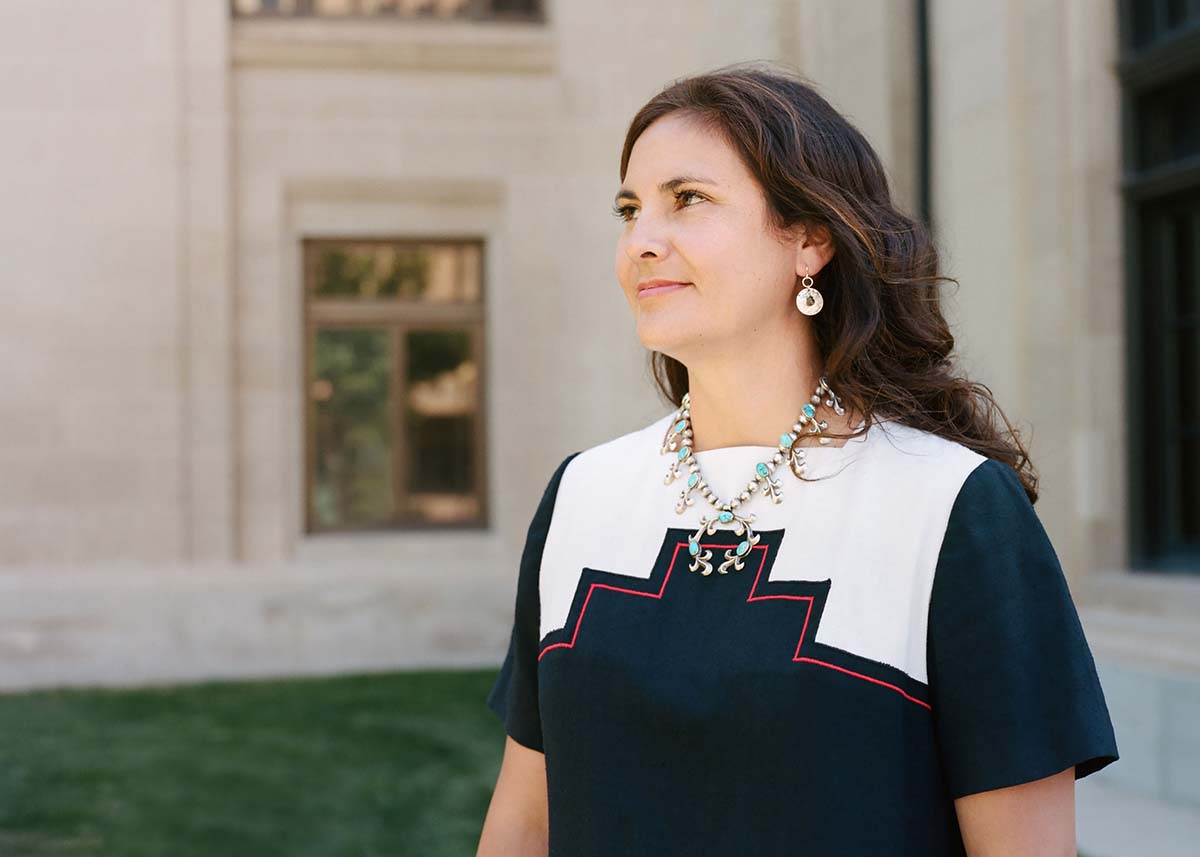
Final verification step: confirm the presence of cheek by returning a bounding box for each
[697,225,791,301]
[683,235,738,297]
[701,260,790,329]
[614,246,635,294]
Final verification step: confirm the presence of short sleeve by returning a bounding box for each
[486,451,580,753]
[926,458,1119,799]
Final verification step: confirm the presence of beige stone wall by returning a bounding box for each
[0,0,1195,731]
[3,0,1200,842]
[0,0,234,567]
[3,2,191,565]
[930,0,1128,597]
[230,1,805,564]
[0,0,843,685]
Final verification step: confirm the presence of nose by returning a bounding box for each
[623,212,670,263]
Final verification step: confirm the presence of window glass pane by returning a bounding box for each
[405,329,478,522]
[233,0,309,14]
[355,0,472,15]
[1140,192,1200,561]
[488,0,542,17]
[1182,414,1199,544]
[1136,68,1200,170]
[1128,0,1200,48]
[233,0,537,18]
[310,328,395,529]
[307,241,481,303]
[1175,206,1198,320]
[1165,203,1200,437]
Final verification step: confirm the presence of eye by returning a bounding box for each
[611,189,706,223]
[611,202,636,222]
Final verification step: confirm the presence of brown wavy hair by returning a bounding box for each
[618,61,1040,503]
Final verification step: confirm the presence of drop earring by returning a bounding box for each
[795,265,823,316]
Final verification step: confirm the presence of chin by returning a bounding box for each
[634,319,699,356]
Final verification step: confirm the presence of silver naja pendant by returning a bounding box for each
[660,375,843,577]
[685,510,761,576]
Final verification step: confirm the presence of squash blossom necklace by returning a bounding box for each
[661,376,845,576]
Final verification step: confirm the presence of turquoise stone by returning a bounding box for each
[674,419,687,433]
[718,511,733,523]
[688,541,699,556]
[687,473,699,488]
[802,403,816,417]
[736,541,750,556]
[780,432,794,447]
[755,462,769,477]
[677,447,689,460]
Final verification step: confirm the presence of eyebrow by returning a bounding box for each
[614,174,717,205]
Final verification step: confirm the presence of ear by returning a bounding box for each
[794,223,836,278]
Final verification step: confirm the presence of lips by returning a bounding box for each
[637,280,691,297]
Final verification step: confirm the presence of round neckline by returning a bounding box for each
[689,419,872,459]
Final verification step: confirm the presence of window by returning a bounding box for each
[1118,0,1200,572]
[303,238,487,533]
[231,0,543,22]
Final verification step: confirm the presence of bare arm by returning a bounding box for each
[477,735,550,857]
[954,766,1077,857]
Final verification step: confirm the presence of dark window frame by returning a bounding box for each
[302,236,489,535]
[1117,0,1200,573]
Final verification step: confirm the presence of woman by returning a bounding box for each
[478,63,1118,856]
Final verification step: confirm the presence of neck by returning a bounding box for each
[682,339,859,453]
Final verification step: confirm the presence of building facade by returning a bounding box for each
[0,0,1197,850]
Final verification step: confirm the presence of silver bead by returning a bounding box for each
[772,453,783,463]
[739,491,749,501]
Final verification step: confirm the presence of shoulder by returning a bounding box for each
[867,418,987,471]
[869,420,1038,536]
[529,410,673,535]
[555,409,675,491]
[852,418,992,517]
[936,454,1049,568]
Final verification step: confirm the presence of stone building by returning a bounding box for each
[0,1,1196,852]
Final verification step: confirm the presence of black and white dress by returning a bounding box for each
[487,410,1119,856]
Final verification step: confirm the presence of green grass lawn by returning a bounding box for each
[0,669,505,857]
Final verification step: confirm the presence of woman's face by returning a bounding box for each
[613,111,810,363]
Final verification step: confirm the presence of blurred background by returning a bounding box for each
[0,0,1196,855]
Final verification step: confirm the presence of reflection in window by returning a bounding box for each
[309,241,480,303]
[311,329,395,528]
[304,238,486,532]
[406,330,478,522]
